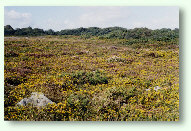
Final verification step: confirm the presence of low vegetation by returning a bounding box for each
[4,27,179,121]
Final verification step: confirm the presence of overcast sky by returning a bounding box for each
[4,6,179,31]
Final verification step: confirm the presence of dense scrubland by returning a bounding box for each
[4,26,179,121]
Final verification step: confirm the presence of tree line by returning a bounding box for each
[4,25,179,41]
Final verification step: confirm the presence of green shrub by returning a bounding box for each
[96,86,137,121]
[5,76,26,86]
[62,70,108,87]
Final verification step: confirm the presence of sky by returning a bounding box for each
[4,6,179,31]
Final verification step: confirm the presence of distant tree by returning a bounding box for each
[4,24,179,42]
[45,29,55,35]
[14,28,23,36]
[33,28,44,36]
[4,25,15,36]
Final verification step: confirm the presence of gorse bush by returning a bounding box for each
[95,86,137,120]
[4,35,179,121]
[4,85,179,121]
[62,70,108,88]
[5,76,27,86]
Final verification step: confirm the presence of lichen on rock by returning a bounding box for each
[17,92,54,107]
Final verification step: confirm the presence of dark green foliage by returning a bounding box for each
[61,70,108,90]
[70,70,108,86]
[4,25,179,43]
[4,25,15,35]
[5,51,19,57]
[4,85,17,107]
[67,92,93,119]
[5,76,26,86]
[45,29,55,35]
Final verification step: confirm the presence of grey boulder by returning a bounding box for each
[145,86,162,91]
[17,92,54,107]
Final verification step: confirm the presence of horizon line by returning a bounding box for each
[4,25,179,31]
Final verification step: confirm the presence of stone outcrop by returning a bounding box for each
[145,86,162,91]
[17,92,54,107]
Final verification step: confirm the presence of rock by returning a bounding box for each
[146,86,162,91]
[145,89,150,91]
[107,56,125,62]
[153,86,161,91]
[17,92,54,107]
[17,98,28,106]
